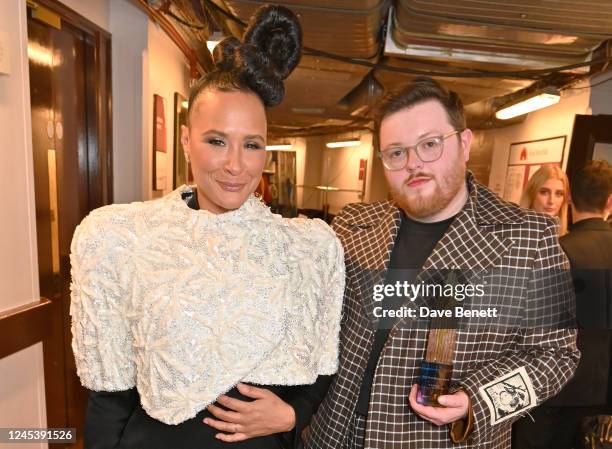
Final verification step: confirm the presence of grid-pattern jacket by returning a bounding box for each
[305,175,579,449]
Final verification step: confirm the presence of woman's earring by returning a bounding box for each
[184,153,190,163]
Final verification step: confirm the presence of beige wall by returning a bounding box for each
[299,135,325,211]
[111,0,148,204]
[320,133,374,215]
[0,345,47,449]
[111,2,190,203]
[144,21,191,200]
[0,0,47,446]
[291,138,307,207]
[297,132,387,215]
[57,0,109,30]
[483,74,612,198]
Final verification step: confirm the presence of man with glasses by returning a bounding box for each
[304,77,578,449]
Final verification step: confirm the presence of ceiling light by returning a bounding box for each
[206,32,224,53]
[266,144,293,151]
[206,40,220,53]
[326,140,361,148]
[495,90,560,120]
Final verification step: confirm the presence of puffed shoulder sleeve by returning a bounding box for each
[311,219,345,374]
[70,209,136,391]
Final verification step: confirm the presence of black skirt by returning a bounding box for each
[86,385,295,449]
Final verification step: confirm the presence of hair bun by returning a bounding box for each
[212,36,241,71]
[243,5,302,81]
[236,43,285,106]
[205,5,302,107]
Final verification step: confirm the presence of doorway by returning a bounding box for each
[27,1,112,446]
[567,114,612,175]
[566,114,612,228]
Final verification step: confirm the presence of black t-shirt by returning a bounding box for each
[355,210,455,415]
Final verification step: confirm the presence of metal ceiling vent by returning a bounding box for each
[385,0,612,71]
[339,72,384,116]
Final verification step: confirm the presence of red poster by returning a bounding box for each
[359,159,366,180]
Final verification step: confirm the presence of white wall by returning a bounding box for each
[292,137,307,207]
[110,1,190,203]
[0,345,47,449]
[299,135,325,210]
[144,20,191,200]
[59,0,109,31]
[321,133,373,215]
[111,0,148,203]
[0,0,47,445]
[484,88,590,196]
[297,132,385,215]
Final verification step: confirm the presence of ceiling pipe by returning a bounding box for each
[135,0,214,77]
[338,72,385,117]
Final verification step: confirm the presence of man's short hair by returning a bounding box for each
[571,160,612,212]
[374,77,466,147]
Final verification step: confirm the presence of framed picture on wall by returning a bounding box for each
[173,92,191,188]
[153,94,168,190]
[502,135,566,205]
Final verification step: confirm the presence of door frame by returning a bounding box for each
[27,0,113,434]
[31,0,113,207]
[567,114,612,180]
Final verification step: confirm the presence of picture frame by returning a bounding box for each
[173,92,191,189]
[502,135,566,205]
[152,94,168,191]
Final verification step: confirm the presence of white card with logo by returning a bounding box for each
[478,366,537,425]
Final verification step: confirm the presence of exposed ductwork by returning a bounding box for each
[150,0,612,135]
[389,0,612,70]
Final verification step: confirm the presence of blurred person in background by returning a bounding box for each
[513,160,612,449]
[520,164,570,236]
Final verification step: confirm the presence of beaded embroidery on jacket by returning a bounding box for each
[70,186,344,425]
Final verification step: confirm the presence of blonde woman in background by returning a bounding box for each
[520,165,570,236]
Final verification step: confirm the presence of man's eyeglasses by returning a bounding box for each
[378,130,463,171]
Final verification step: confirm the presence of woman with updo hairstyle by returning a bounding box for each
[520,165,570,236]
[70,5,344,449]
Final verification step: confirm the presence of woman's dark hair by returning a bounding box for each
[187,4,301,120]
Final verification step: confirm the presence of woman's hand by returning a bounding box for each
[204,383,296,442]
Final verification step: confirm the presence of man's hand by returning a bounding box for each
[204,383,296,442]
[408,384,469,426]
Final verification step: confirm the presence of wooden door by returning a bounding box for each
[27,1,112,446]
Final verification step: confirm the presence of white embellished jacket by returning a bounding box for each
[70,187,345,425]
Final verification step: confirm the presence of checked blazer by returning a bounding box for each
[305,174,579,449]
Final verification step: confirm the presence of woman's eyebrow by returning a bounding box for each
[200,129,227,137]
[244,134,265,141]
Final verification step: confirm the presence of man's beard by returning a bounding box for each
[389,163,466,219]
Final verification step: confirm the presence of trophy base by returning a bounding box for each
[416,360,453,407]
